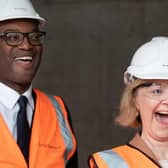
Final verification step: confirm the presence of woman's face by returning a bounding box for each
[135,80,168,141]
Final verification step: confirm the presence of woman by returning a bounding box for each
[89,37,168,168]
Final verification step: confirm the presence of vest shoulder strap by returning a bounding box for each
[46,94,75,164]
[94,149,129,168]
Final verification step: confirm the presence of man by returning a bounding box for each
[0,0,77,167]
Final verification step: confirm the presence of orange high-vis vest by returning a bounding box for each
[0,89,77,168]
[89,145,160,168]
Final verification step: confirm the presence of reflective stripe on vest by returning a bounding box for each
[98,150,129,168]
[47,95,74,165]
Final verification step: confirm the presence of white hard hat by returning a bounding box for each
[124,37,168,84]
[0,0,45,25]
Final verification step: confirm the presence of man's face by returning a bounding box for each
[0,19,43,93]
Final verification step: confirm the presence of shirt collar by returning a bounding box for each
[0,82,34,110]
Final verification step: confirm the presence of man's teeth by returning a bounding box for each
[15,57,32,61]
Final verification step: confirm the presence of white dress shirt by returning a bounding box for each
[0,82,34,141]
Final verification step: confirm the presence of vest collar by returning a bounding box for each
[129,133,158,162]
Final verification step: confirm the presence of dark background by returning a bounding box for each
[33,0,168,167]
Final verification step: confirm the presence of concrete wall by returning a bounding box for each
[33,0,168,167]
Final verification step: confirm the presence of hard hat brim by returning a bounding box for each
[124,70,168,85]
[0,16,46,26]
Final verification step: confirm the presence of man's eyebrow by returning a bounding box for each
[0,28,18,32]
[0,27,39,32]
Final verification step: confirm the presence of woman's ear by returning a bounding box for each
[134,91,140,112]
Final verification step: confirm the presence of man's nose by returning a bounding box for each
[18,37,33,49]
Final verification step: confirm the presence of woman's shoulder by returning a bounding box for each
[93,144,129,155]
[90,145,129,168]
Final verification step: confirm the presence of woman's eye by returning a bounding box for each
[151,89,162,95]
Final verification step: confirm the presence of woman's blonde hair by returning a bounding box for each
[115,79,147,128]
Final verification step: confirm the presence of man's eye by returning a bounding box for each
[7,34,20,41]
[30,34,40,41]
